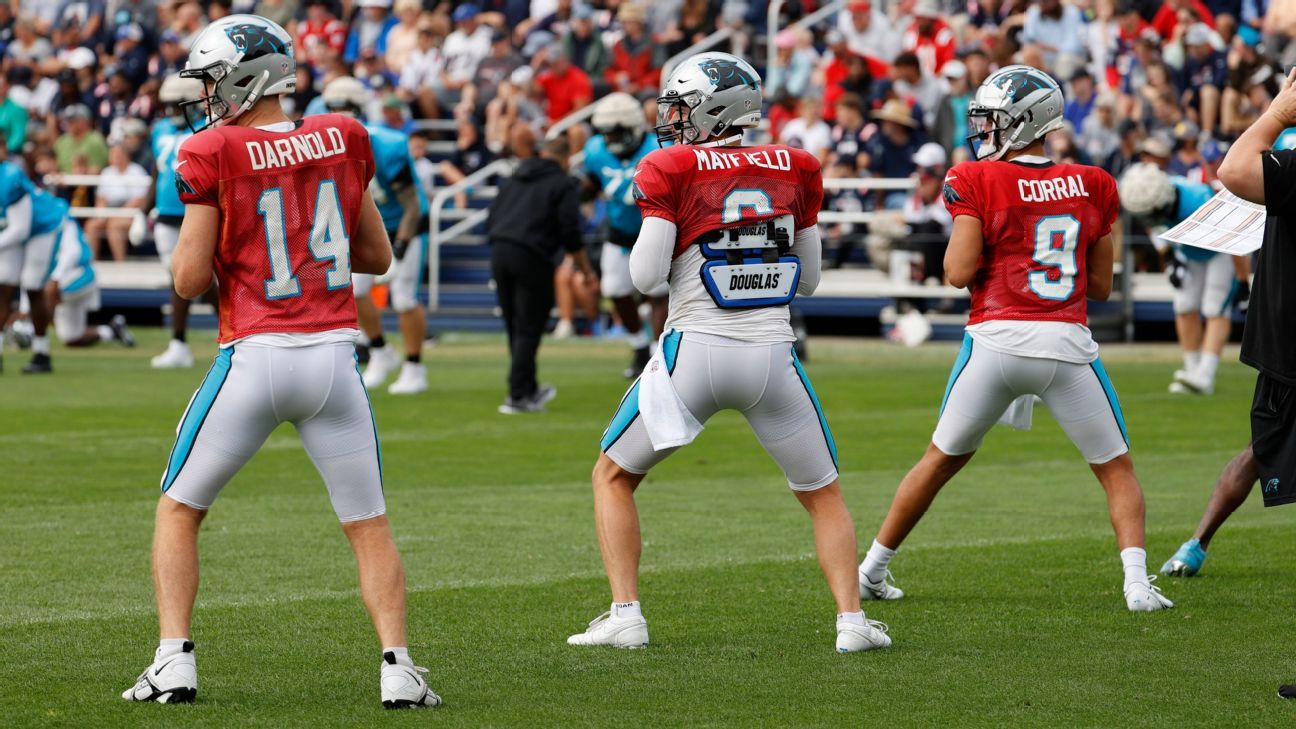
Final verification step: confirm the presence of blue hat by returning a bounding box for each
[1200,138,1227,162]
[452,3,481,22]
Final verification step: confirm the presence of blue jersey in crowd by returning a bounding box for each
[366,124,428,234]
[0,162,68,237]
[151,117,191,218]
[583,133,655,242]
[1171,177,1217,262]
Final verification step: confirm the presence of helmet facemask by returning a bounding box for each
[966,105,1017,161]
[179,61,241,133]
[599,123,644,158]
[655,91,704,145]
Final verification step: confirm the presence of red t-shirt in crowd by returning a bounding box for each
[537,66,594,122]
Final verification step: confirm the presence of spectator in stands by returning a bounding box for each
[441,3,493,109]
[54,104,107,174]
[931,59,971,156]
[385,0,426,74]
[298,0,348,65]
[1047,125,1091,165]
[94,66,145,136]
[53,0,104,49]
[113,22,151,88]
[662,0,717,59]
[440,119,495,208]
[400,17,445,120]
[84,143,148,261]
[829,93,871,171]
[1168,120,1204,175]
[903,142,953,285]
[838,0,899,62]
[1106,119,1143,177]
[254,0,299,28]
[379,94,414,134]
[1222,48,1279,136]
[888,52,941,130]
[902,0,956,77]
[346,0,398,63]
[469,29,524,113]
[7,17,51,69]
[0,73,26,155]
[767,29,818,99]
[564,3,609,89]
[117,117,153,172]
[485,67,547,152]
[1080,93,1122,166]
[537,44,592,123]
[408,131,437,200]
[150,30,188,78]
[966,0,1023,47]
[1181,22,1228,137]
[168,1,206,47]
[486,129,594,413]
[780,97,832,164]
[864,99,924,208]
[1154,0,1216,40]
[1020,0,1089,79]
[606,3,658,97]
[823,153,869,268]
[1139,134,1174,168]
[819,30,886,122]
[1064,69,1098,133]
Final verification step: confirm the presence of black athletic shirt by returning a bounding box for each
[1241,149,1296,385]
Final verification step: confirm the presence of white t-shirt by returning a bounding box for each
[442,26,493,85]
[965,320,1100,364]
[98,163,150,207]
[778,118,831,161]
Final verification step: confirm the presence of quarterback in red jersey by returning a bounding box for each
[122,15,441,709]
[566,52,890,654]
[858,65,1174,613]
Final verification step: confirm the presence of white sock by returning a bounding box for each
[611,600,642,619]
[1183,350,1201,373]
[1197,352,1220,382]
[383,646,411,665]
[1121,547,1149,590]
[32,335,49,355]
[837,611,866,626]
[97,325,115,341]
[860,540,897,584]
[156,638,189,660]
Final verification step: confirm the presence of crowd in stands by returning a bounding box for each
[3,0,1294,272]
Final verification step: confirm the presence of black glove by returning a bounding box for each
[392,238,410,261]
[1235,279,1251,313]
[1167,258,1186,289]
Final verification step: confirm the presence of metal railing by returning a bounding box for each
[45,173,153,187]
[766,0,846,82]
[661,27,737,80]
[426,158,516,312]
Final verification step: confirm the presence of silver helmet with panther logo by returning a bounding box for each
[179,14,296,132]
[966,64,1065,161]
[655,52,762,146]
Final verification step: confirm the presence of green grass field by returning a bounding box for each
[2,330,1294,727]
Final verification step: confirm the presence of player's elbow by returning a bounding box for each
[630,265,664,295]
[945,262,975,289]
[173,263,213,300]
[1088,278,1113,301]
[1217,157,1264,205]
[353,243,392,275]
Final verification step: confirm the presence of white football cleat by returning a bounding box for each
[552,319,576,339]
[362,345,400,389]
[566,611,649,648]
[380,651,442,709]
[387,362,427,395]
[860,569,905,601]
[1168,381,1194,395]
[1126,575,1174,612]
[122,641,198,703]
[151,340,194,369]
[836,617,891,652]
[1175,368,1215,395]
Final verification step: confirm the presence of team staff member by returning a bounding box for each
[1215,66,1296,699]
[486,127,595,414]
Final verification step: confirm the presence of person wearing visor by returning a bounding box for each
[321,76,432,395]
[567,52,891,654]
[582,92,665,378]
[858,65,1175,615]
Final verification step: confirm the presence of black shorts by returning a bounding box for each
[1251,373,1296,507]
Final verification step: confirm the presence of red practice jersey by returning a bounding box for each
[633,144,823,256]
[942,159,1119,326]
[176,114,375,343]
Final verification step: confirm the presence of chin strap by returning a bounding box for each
[698,134,744,148]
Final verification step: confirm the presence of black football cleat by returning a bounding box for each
[21,353,51,374]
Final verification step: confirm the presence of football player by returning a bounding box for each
[43,218,135,348]
[149,74,207,369]
[0,152,75,373]
[857,66,1173,613]
[321,76,431,395]
[583,92,667,378]
[121,16,440,708]
[1119,162,1250,396]
[567,53,890,653]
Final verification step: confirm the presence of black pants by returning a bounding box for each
[491,244,555,400]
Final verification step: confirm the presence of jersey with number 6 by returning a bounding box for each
[942,158,1119,326]
[176,115,374,343]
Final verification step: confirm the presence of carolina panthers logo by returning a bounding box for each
[996,71,1052,102]
[698,59,759,91]
[1265,478,1282,495]
[943,182,962,205]
[225,23,290,61]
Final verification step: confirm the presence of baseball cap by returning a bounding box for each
[940,60,967,79]
[1185,23,1212,46]
[60,103,91,121]
[160,29,181,44]
[572,3,595,20]
[452,3,481,22]
[115,22,143,42]
[1201,138,1228,162]
[64,46,96,71]
[1138,136,1172,158]
[912,142,947,168]
[848,0,871,12]
[1173,120,1200,141]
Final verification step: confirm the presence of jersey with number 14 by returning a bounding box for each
[942,159,1119,326]
[176,115,374,343]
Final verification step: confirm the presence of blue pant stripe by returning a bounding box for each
[1219,278,1239,317]
[354,353,384,488]
[792,347,838,467]
[940,333,974,416]
[1090,358,1129,445]
[161,347,234,492]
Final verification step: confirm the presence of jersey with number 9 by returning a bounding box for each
[942,159,1119,326]
[176,114,374,343]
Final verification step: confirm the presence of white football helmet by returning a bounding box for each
[179,14,295,132]
[592,92,645,158]
[656,52,761,146]
[322,76,370,118]
[1118,162,1177,219]
[158,74,204,125]
[967,65,1065,161]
